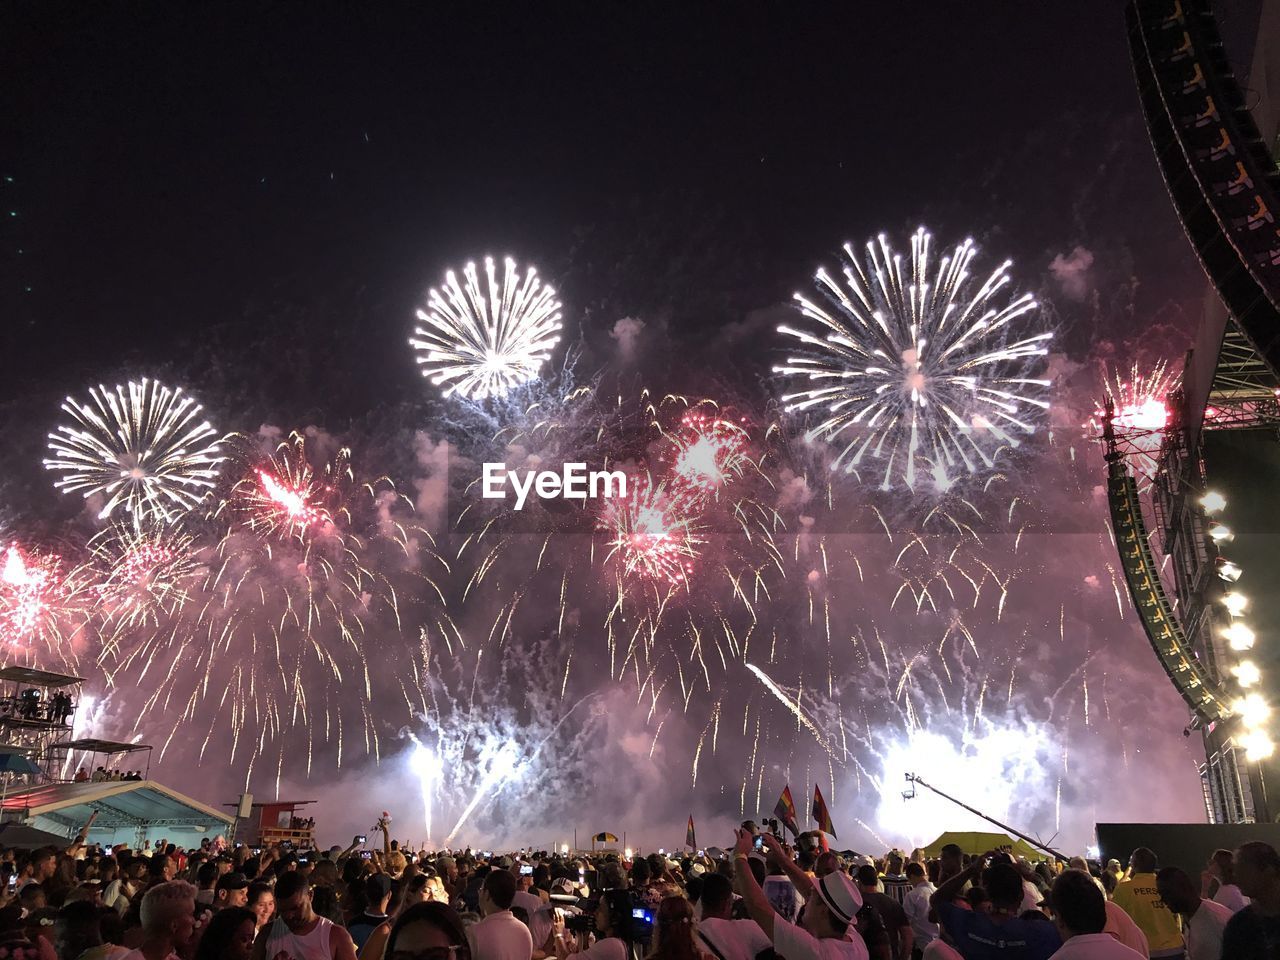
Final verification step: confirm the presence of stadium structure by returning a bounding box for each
[1117,0,1280,822]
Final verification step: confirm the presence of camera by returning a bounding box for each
[564,911,596,935]
[630,907,654,944]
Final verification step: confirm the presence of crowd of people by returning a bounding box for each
[2,816,1279,960]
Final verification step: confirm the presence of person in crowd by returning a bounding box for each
[246,882,275,934]
[121,879,197,960]
[1154,866,1231,960]
[214,871,251,912]
[379,902,471,960]
[1046,870,1143,959]
[348,874,394,951]
[930,852,1061,960]
[253,871,357,960]
[194,906,257,960]
[901,861,938,958]
[696,871,769,960]
[1203,849,1249,914]
[468,868,533,960]
[730,829,869,960]
[555,889,637,960]
[881,855,911,907]
[1222,840,1280,958]
[649,896,703,960]
[54,899,128,960]
[855,865,911,960]
[1100,894,1148,956]
[1111,848,1183,959]
[194,862,218,906]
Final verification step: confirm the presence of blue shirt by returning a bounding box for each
[936,902,1062,960]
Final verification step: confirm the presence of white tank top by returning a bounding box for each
[265,915,334,960]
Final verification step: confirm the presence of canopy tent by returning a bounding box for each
[918,831,1045,860]
[0,821,75,850]
[0,779,232,848]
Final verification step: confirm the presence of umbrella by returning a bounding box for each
[592,832,618,844]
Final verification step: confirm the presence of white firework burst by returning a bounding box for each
[44,379,224,520]
[410,256,563,400]
[774,228,1052,493]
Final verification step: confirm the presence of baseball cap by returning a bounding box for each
[216,872,250,892]
[365,874,393,901]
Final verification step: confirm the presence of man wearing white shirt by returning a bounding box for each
[901,861,938,955]
[731,830,869,960]
[1048,870,1144,960]
[469,870,534,960]
[1156,867,1232,960]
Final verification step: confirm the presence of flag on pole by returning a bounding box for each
[773,785,800,836]
[812,784,836,839]
[686,815,697,850]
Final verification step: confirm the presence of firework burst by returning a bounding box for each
[106,431,444,782]
[600,474,703,587]
[1088,361,1174,479]
[90,519,202,647]
[775,228,1052,493]
[44,379,224,520]
[410,257,564,401]
[0,543,88,665]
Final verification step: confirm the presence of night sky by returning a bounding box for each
[0,2,1270,847]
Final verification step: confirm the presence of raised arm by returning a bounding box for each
[65,810,99,856]
[760,833,815,900]
[731,828,775,939]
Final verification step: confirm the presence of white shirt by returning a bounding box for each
[902,881,939,947]
[512,891,553,952]
[467,909,534,960]
[772,915,869,960]
[265,916,334,960]
[575,938,628,960]
[698,917,771,960]
[1212,882,1249,914]
[1049,932,1145,959]
[1185,898,1233,960]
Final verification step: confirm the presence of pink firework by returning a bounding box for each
[223,434,342,539]
[665,409,751,507]
[0,544,84,659]
[600,475,703,586]
[91,521,200,634]
[1090,361,1175,478]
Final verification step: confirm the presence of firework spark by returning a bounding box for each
[90,519,202,647]
[44,379,223,520]
[107,431,443,782]
[775,228,1052,493]
[0,543,86,664]
[1089,361,1175,479]
[599,475,703,586]
[410,257,563,401]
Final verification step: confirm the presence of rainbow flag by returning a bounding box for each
[812,784,836,839]
[686,815,697,850]
[774,784,800,836]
